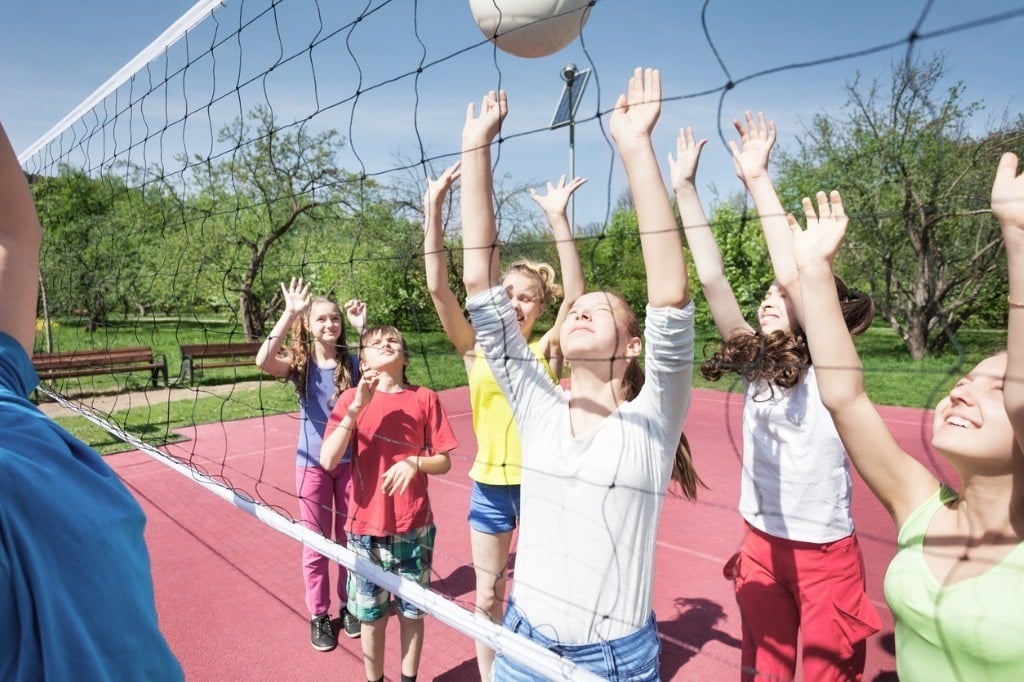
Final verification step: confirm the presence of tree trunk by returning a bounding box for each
[904,313,928,361]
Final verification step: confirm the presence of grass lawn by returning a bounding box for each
[36,316,1005,455]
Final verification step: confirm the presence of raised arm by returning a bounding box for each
[343,298,369,337]
[422,161,478,355]
[669,126,750,338]
[320,371,379,471]
[609,68,689,309]
[529,175,587,373]
[0,122,43,353]
[730,112,804,318]
[790,191,937,522]
[461,90,507,299]
[255,277,310,378]
[992,152,1024,443]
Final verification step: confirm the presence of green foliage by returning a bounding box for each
[33,168,144,327]
[344,200,434,328]
[775,54,1023,358]
[581,207,646,311]
[179,105,371,339]
[689,200,774,331]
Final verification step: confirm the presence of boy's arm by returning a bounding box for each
[610,68,689,309]
[461,91,507,299]
[0,122,44,353]
[320,374,378,471]
[669,126,750,338]
[320,404,358,472]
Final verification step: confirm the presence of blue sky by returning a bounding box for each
[2,0,1022,228]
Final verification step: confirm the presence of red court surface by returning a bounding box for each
[108,385,951,680]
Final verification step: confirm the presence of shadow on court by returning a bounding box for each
[106,385,926,679]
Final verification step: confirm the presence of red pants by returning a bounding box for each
[725,524,881,682]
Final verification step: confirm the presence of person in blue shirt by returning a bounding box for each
[0,118,183,680]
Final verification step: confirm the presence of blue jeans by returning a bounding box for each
[492,603,662,681]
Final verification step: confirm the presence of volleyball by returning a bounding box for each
[468,0,592,59]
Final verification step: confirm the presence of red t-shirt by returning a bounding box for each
[325,385,458,535]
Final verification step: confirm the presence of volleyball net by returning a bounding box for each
[17,0,1024,678]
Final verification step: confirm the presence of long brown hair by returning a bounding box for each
[701,276,874,391]
[610,293,706,500]
[286,296,355,404]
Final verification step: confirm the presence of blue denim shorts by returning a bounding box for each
[493,602,662,681]
[467,481,520,534]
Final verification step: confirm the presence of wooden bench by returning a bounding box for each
[178,341,264,384]
[33,346,169,387]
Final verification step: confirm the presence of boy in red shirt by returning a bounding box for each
[321,325,456,682]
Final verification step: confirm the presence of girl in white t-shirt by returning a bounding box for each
[669,116,880,681]
[462,68,702,681]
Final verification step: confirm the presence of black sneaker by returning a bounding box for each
[341,607,361,639]
[310,613,337,652]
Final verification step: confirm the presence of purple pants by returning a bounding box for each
[296,464,352,616]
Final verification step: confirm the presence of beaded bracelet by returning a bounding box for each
[1009,295,1024,309]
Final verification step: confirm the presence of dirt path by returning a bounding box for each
[34,380,270,419]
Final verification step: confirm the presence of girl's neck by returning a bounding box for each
[312,341,338,365]
[954,469,1024,540]
[567,363,625,433]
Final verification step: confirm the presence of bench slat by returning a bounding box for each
[178,341,263,384]
[32,346,168,387]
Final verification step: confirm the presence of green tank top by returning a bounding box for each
[884,485,1024,681]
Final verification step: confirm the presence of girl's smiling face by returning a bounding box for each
[502,271,544,338]
[932,353,1016,470]
[758,283,796,335]
[307,300,343,344]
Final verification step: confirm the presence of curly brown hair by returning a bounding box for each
[286,297,355,404]
[700,276,874,391]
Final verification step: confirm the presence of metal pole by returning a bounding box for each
[562,63,578,235]
[567,80,575,234]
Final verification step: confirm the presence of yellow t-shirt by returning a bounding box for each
[467,341,556,485]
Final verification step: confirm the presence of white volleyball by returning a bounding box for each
[469,0,593,59]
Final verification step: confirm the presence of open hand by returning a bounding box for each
[668,127,708,191]
[789,190,848,271]
[728,111,776,183]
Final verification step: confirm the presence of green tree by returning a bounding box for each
[582,206,646,311]
[33,167,146,330]
[184,106,362,340]
[691,197,774,333]
[776,55,1023,358]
